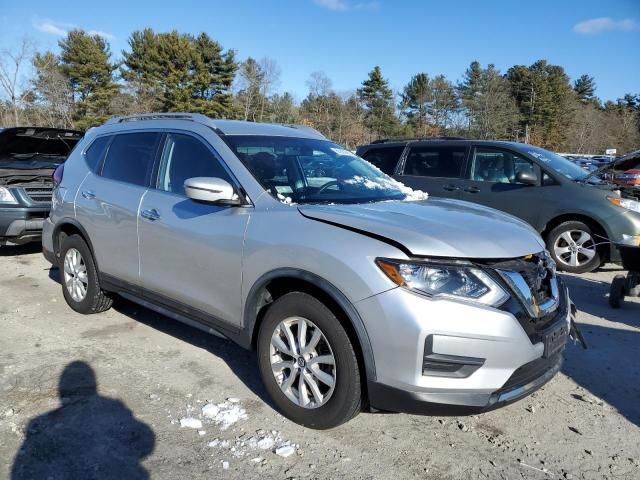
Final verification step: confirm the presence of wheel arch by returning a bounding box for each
[52,219,99,269]
[541,213,611,262]
[244,268,377,385]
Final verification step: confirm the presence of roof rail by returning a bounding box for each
[105,112,214,126]
[371,136,466,144]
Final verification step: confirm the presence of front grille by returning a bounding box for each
[480,252,566,342]
[23,184,53,203]
[486,253,555,306]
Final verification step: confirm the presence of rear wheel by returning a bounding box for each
[257,292,362,429]
[59,234,113,314]
[546,221,601,274]
[609,275,627,309]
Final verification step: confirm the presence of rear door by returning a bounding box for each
[138,132,250,327]
[74,132,162,285]
[457,145,542,228]
[394,143,468,199]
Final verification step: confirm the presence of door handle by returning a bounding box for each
[443,184,460,192]
[465,186,481,193]
[81,190,95,199]
[140,208,160,221]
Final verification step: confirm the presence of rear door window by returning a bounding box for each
[100,132,161,186]
[361,146,404,174]
[402,145,466,178]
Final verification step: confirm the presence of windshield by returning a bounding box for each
[524,145,601,183]
[222,135,425,204]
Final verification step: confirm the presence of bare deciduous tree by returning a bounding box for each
[0,38,33,126]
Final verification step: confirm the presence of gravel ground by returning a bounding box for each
[1,243,639,480]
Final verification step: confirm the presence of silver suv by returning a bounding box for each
[42,113,572,429]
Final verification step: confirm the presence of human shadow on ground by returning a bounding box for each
[11,361,155,480]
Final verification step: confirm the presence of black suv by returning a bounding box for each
[0,127,82,246]
[356,138,640,274]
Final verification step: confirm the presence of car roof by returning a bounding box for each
[100,113,326,140]
[358,138,528,150]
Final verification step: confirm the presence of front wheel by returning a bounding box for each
[257,292,362,429]
[546,221,601,274]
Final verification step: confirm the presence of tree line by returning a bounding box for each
[1,29,638,154]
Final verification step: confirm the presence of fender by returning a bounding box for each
[244,268,377,382]
[52,218,100,270]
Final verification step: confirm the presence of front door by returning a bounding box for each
[138,132,250,327]
[458,146,542,229]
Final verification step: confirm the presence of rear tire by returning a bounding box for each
[609,275,626,309]
[546,221,601,274]
[59,234,113,314]
[257,292,362,429]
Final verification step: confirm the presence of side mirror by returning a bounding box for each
[184,177,240,205]
[516,171,538,186]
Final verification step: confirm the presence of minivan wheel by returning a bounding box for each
[546,221,601,274]
[59,234,113,314]
[257,292,362,429]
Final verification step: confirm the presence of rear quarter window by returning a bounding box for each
[83,136,111,172]
[360,146,404,175]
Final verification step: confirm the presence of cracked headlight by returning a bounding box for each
[0,187,17,204]
[376,258,508,307]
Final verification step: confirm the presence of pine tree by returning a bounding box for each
[400,73,431,136]
[121,29,237,117]
[59,30,119,129]
[573,74,596,104]
[357,66,399,139]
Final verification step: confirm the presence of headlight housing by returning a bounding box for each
[376,258,508,307]
[0,186,17,204]
[607,195,640,214]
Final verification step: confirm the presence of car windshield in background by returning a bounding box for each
[524,145,600,183]
[222,135,411,204]
[0,130,81,169]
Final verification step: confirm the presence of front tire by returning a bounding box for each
[59,234,113,314]
[257,292,362,429]
[546,221,601,274]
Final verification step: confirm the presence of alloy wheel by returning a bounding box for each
[270,316,336,409]
[63,247,88,302]
[553,229,597,268]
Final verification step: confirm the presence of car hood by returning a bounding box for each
[298,199,545,258]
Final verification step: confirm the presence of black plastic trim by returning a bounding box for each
[423,335,485,378]
[100,273,249,348]
[243,268,377,382]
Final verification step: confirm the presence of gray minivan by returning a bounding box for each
[357,139,640,273]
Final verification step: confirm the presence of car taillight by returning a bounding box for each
[53,164,64,186]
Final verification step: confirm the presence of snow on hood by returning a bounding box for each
[298,198,544,259]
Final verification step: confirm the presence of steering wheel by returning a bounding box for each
[316,180,340,194]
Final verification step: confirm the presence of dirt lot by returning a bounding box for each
[1,244,639,480]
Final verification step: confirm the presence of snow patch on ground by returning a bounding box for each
[201,400,247,431]
[179,417,203,429]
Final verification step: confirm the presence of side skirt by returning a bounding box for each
[100,273,251,349]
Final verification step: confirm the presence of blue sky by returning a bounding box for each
[1,0,638,102]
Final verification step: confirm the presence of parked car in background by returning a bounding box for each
[357,139,640,273]
[43,113,571,428]
[0,127,82,246]
[611,150,640,188]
